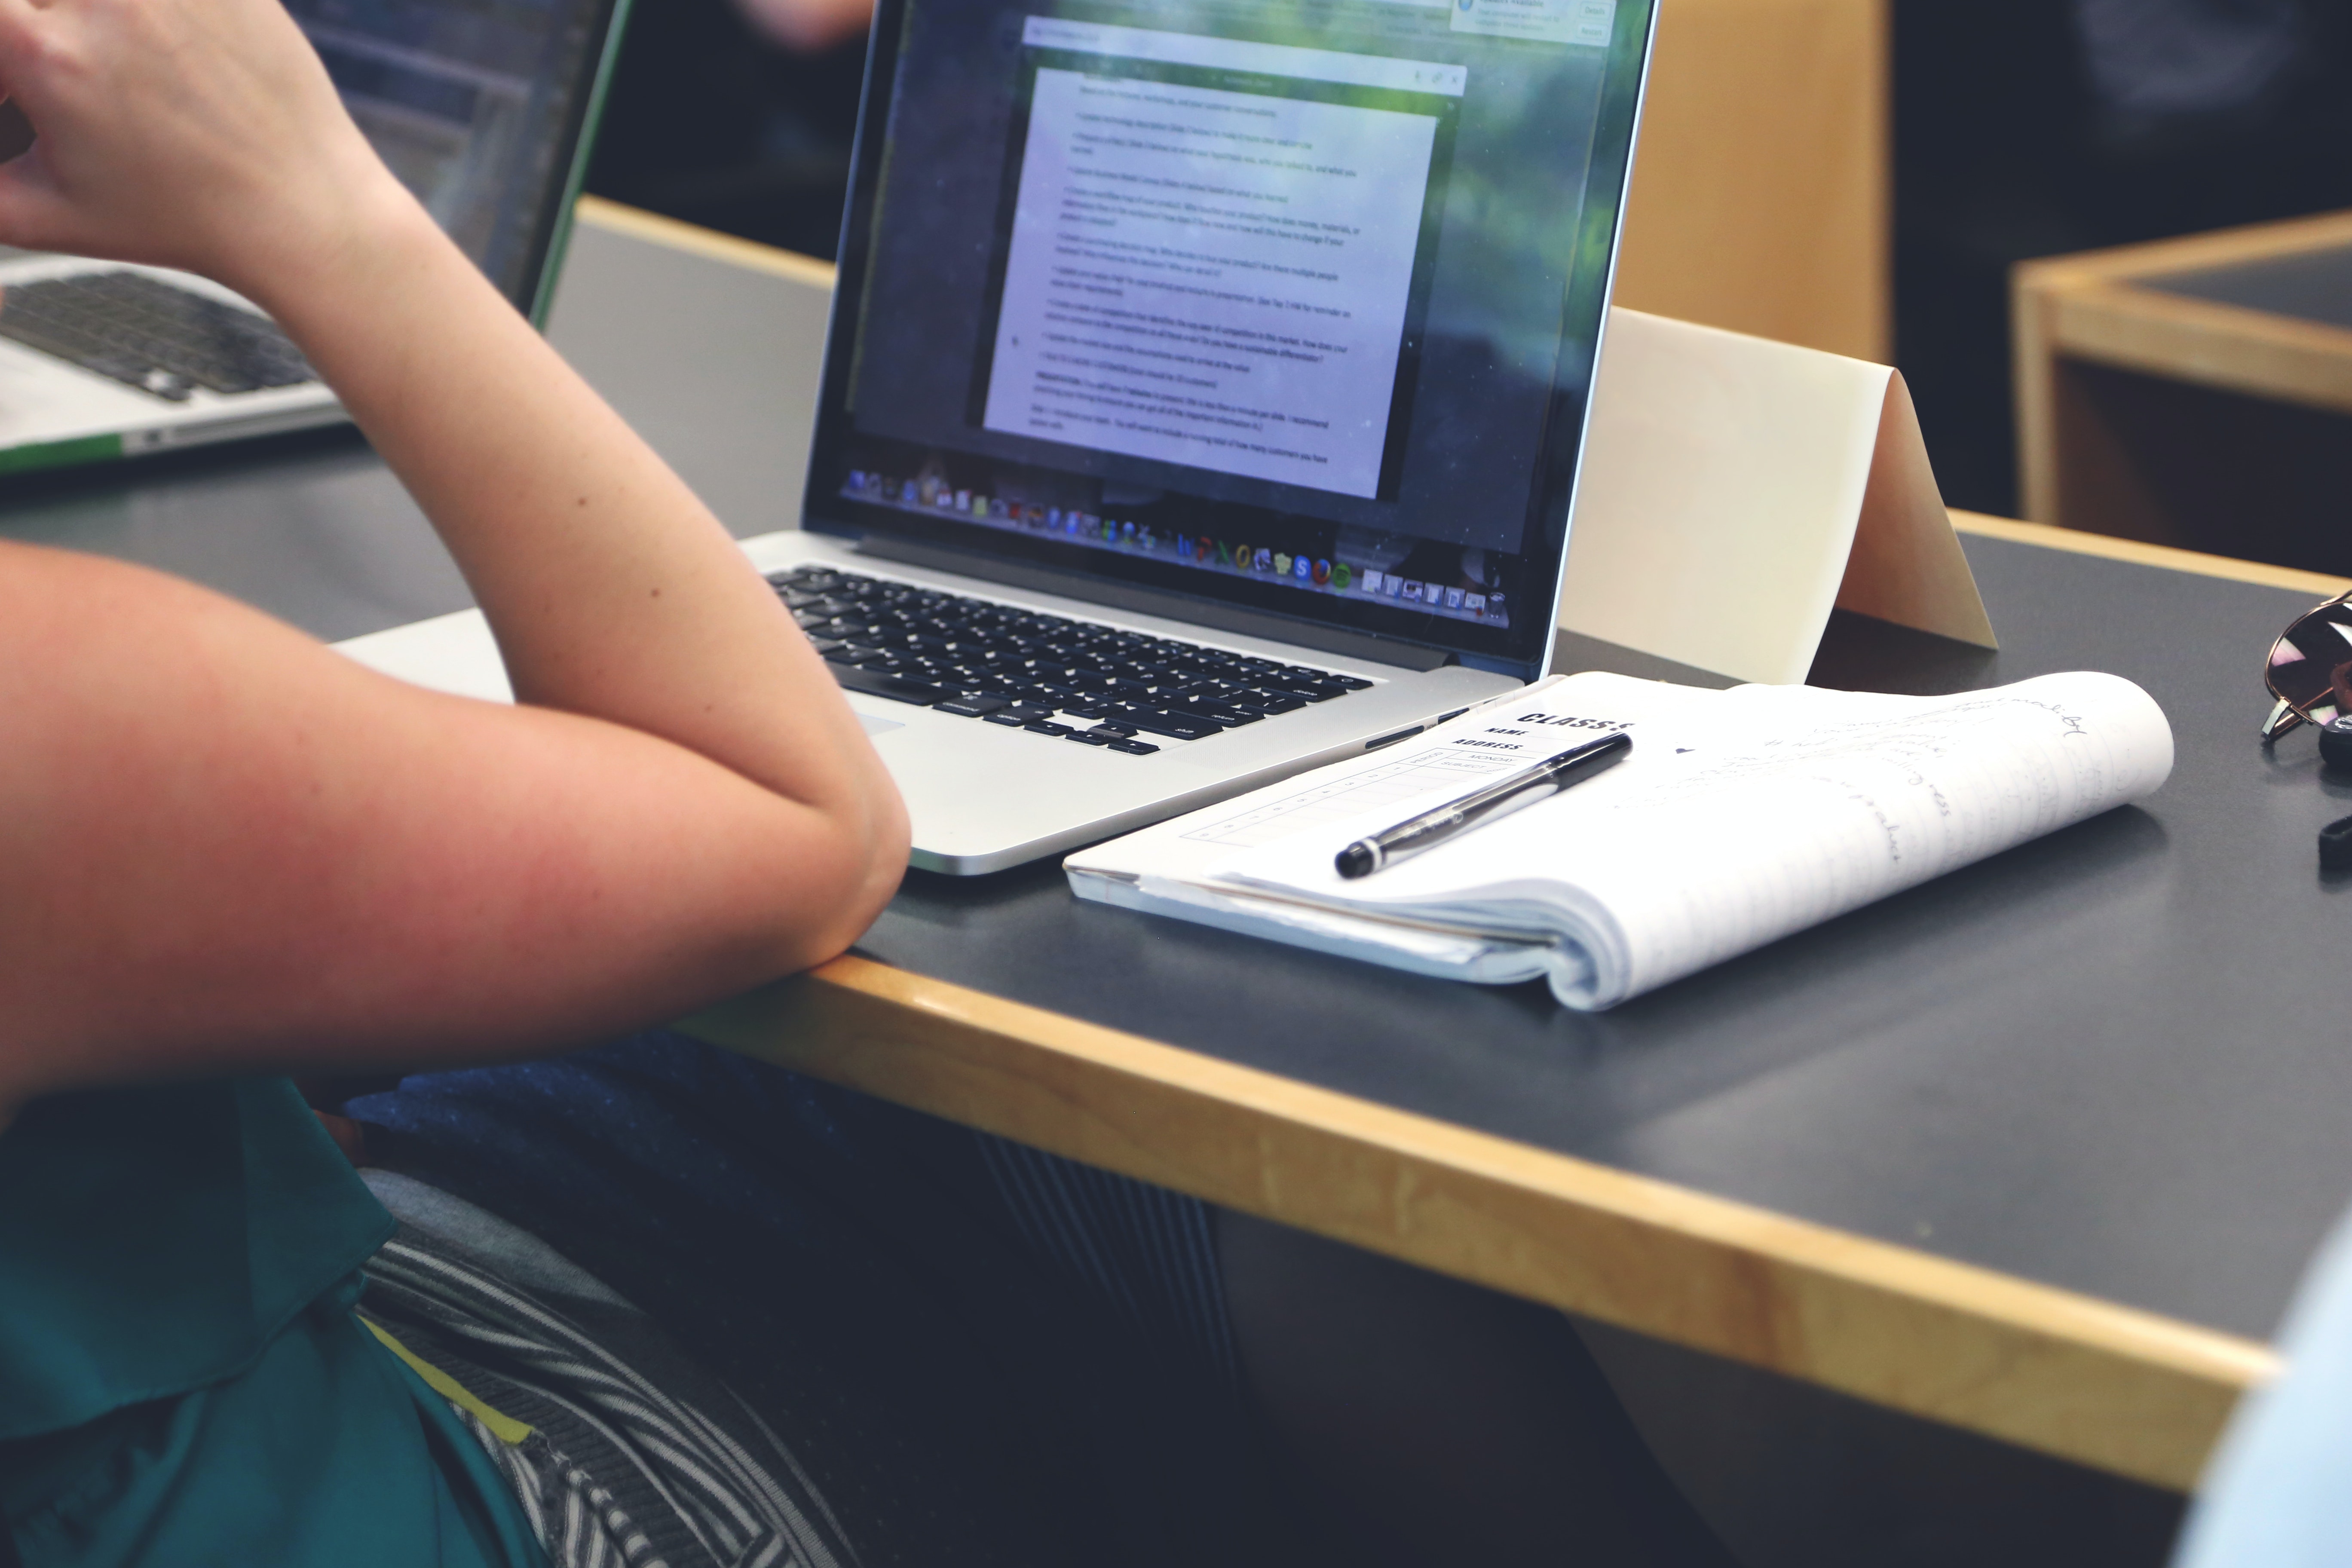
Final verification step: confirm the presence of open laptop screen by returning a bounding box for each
[285,0,626,311]
[807,0,1653,675]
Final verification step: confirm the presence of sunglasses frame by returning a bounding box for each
[2263,589,2352,741]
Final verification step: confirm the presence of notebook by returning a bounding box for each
[1065,670,2175,1008]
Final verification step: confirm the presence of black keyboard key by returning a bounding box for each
[1023,721,1075,737]
[1122,710,1224,741]
[1258,670,1345,698]
[935,695,1011,717]
[1066,730,1114,746]
[1173,701,1262,726]
[1234,691,1307,714]
[1330,675,1375,691]
[1090,721,1139,738]
[983,711,1027,727]
[1107,739,1161,755]
[828,662,947,705]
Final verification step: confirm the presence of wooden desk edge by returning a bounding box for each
[686,957,2272,1494]
[586,196,2290,1490]
[2013,208,2352,291]
[2026,279,2352,421]
[576,195,840,290]
[1952,511,2350,598]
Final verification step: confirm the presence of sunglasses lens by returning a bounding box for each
[2268,599,2352,723]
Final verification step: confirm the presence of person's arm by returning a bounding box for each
[0,0,908,1104]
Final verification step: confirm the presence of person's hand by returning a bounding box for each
[732,0,871,53]
[0,0,417,300]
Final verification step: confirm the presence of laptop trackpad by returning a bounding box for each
[858,713,905,737]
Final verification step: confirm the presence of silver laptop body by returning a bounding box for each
[346,0,1658,875]
[0,0,631,475]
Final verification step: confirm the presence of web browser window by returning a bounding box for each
[977,20,1462,500]
[812,0,1650,664]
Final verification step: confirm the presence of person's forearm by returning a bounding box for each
[233,191,897,844]
[0,0,909,1104]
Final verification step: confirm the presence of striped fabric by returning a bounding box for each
[345,1035,1277,1566]
[359,1227,860,1568]
[970,1133,1242,1407]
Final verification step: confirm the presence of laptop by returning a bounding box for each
[344,0,1658,875]
[0,0,631,475]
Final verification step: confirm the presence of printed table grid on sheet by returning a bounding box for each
[1182,750,1517,848]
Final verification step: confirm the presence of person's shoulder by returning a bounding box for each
[2171,1205,2352,1567]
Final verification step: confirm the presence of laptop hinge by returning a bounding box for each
[854,534,1455,673]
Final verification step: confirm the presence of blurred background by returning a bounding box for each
[583,0,871,260]
[582,0,2352,520]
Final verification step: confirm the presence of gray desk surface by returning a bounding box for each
[865,536,2349,1349]
[6,205,2339,1488]
[2143,245,2352,334]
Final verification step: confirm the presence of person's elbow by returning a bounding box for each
[830,775,913,957]
[765,776,911,974]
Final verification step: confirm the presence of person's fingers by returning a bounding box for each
[0,0,41,53]
[0,1,57,122]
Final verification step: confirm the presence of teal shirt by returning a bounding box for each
[0,1078,547,1568]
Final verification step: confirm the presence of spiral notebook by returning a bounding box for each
[1065,670,2174,1010]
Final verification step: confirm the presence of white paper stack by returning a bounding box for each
[1066,670,2174,1010]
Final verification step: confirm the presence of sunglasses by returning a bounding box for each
[2263,591,2352,740]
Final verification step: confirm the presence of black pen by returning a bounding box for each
[1335,731,1631,879]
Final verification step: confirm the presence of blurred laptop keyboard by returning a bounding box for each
[0,271,316,401]
[771,567,1372,754]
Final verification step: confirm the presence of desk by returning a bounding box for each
[2012,211,2352,575]
[8,201,2346,1504]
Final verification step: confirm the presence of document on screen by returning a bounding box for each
[980,55,1450,499]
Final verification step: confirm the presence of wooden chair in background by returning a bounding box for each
[1613,0,1890,364]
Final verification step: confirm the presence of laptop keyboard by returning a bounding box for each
[770,567,1371,756]
[0,271,317,402]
